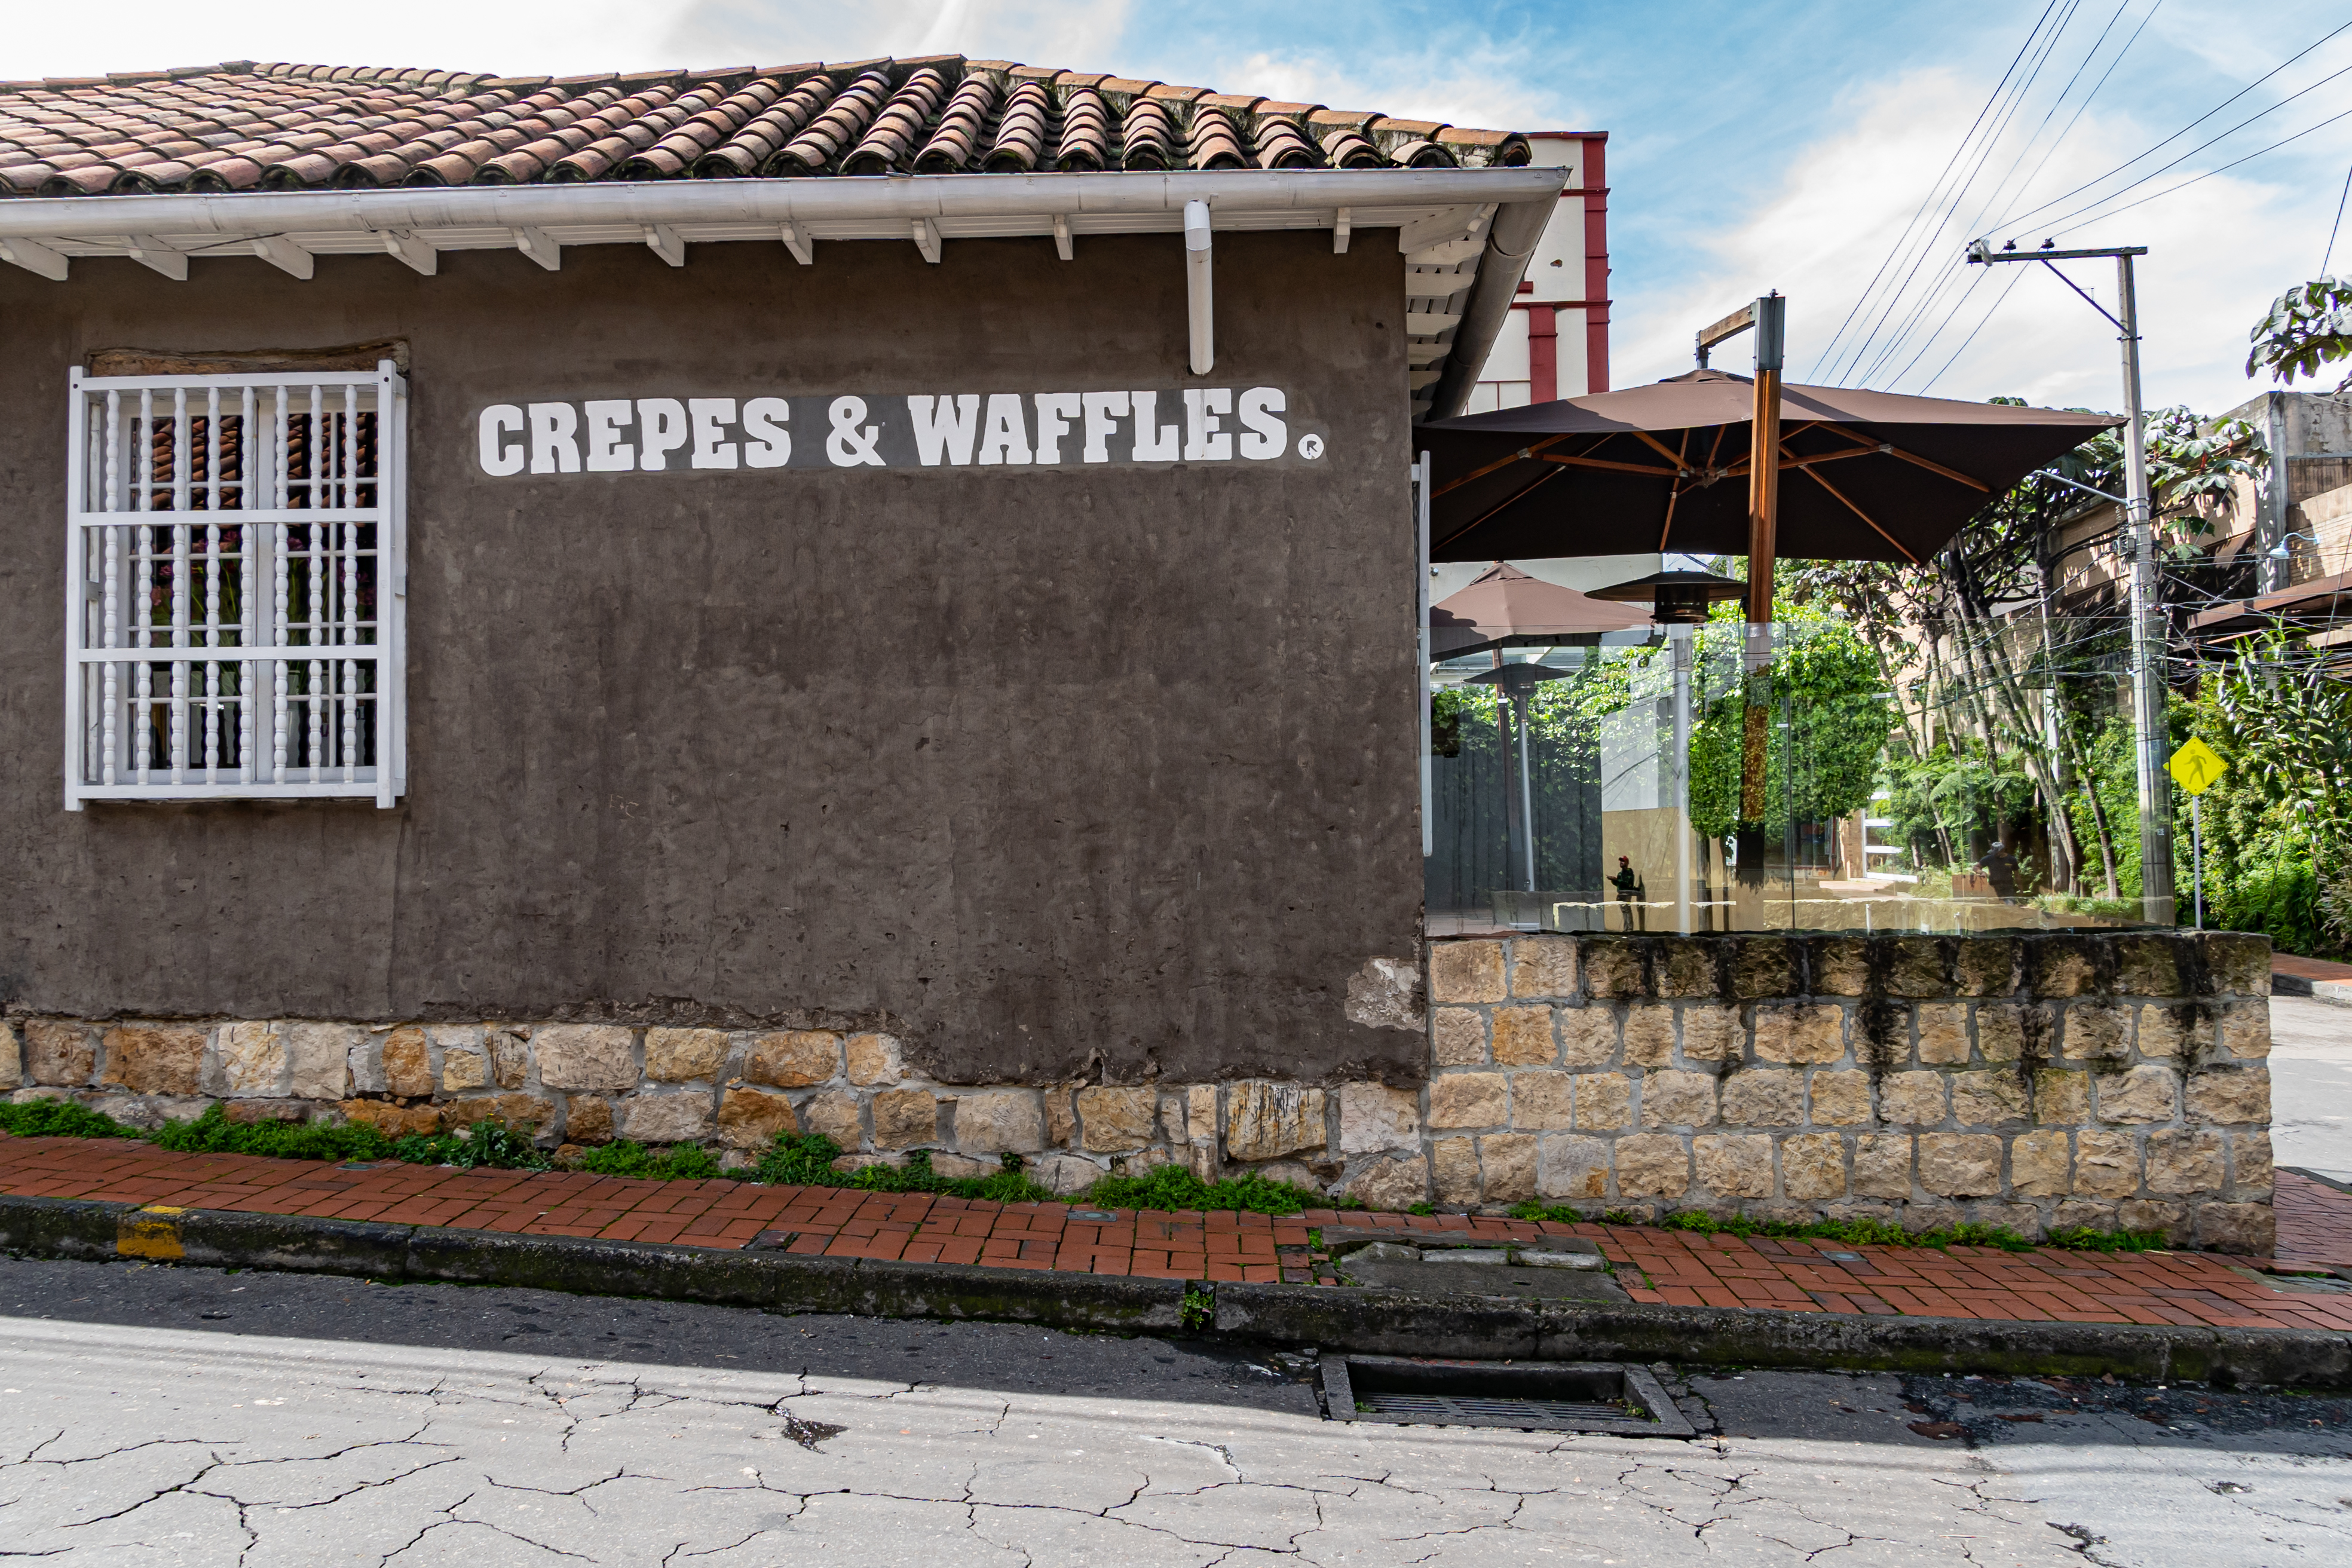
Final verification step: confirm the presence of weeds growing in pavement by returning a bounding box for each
[151,1105,397,1163]
[1082,1161,1359,1217]
[753,1132,850,1187]
[840,1149,1056,1203]
[575,1138,716,1180]
[1655,1208,2037,1252]
[1505,1200,1584,1224]
[746,1137,1056,1202]
[1180,1282,1214,1329]
[392,1118,553,1172]
[0,1099,140,1140]
[2044,1225,2171,1252]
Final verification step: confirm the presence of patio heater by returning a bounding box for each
[1462,659,1576,906]
[1590,569,1747,934]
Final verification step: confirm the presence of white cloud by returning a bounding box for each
[1610,66,2319,418]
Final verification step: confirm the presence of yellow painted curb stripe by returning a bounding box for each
[117,1205,186,1260]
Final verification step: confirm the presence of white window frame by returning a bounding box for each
[63,360,408,808]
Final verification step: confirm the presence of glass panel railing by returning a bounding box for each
[1427,618,2166,936]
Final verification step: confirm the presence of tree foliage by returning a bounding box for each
[2246,275,2352,391]
[1685,604,1894,841]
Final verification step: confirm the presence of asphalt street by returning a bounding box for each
[2272,996,2352,1184]
[1,1256,2350,1566]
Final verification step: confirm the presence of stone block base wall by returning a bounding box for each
[0,929,2278,1253]
[0,1016,1402,1203]
[1420,930,2277,1254]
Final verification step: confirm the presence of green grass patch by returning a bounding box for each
[2044,1226,2170,1252]
[744,1136,1056,1202]
[0,1098,140,1140]
[574,1138,716,1180]
[1080,1162,1355,1217]
[149,1104,398,1163]
[1505,1200,1584,1224]
[752,1132,849,1187]
[391,1119,553,1172]
[1656,1208,2036,1252]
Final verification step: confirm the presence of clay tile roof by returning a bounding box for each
[0,57,1533,197]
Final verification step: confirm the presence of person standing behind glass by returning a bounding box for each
[1978,840,2019,901]
[1609,855,1645,932]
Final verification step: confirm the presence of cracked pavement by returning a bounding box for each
[2,1258,2350,1564]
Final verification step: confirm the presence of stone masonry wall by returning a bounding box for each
[1420,930,2277,1254]
[0,929,2277,1253]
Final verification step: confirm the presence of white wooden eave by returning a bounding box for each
[0,166,1566,419]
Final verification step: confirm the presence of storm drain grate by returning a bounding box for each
[1358,1392,1634,1424]
[1319,1355,1695,1437]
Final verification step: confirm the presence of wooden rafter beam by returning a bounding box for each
[1532,451,1680,479]
[1432,463,1563,553]
[1808,420,1990,491]
[1789,441,1921,564]
[1432,431,1576,497]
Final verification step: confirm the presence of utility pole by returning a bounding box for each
[1967,240,2173,924]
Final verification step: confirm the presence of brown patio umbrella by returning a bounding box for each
[1418,369,2119,566]
[1431,562,1652,658]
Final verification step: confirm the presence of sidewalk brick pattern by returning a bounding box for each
[5,1134,2348,1333]
[2278,1171,2352,1272]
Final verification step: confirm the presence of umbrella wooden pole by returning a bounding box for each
[1516,690,1538,893]
[1740,297,1785,832]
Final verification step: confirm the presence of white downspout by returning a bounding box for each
[1184,199,1214,375]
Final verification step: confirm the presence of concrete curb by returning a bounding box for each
[4,1194,2345,1386]
[0,1194,1186,1334]
[2273,971,2352,1007]
[1214,1282,2352,1388]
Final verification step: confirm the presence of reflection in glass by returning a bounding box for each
[1426,613,2166,936]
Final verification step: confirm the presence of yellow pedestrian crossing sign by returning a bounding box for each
[2167,737,2227,795]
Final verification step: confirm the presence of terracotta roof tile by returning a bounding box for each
[1119,96,1177,171]
[985,79,1051,172]
[912,75,996,173]
[1055,84,1111,171]
[0,57,1533,197]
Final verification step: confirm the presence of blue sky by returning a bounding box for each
[17,1,2352,416]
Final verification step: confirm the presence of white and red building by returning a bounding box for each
[1463,132,1610,411]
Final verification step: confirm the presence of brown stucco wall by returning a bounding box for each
[0,230,1425,1086]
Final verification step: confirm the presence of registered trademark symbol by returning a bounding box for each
[1298,433,1325,460]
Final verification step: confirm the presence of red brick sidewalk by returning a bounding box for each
[2278,1170,2352,1272]
[5,1132,2350,1334]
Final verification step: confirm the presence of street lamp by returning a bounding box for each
[1966,237,2173,926]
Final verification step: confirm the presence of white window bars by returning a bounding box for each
[64,361,408,807]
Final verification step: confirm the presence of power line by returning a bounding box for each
[1806,0,2066,381]
[1866,3,2163,388]
[1830,2,2085,386]
[1915,263,2031,393]
[2325,158,2352,275]
[1986,0,2164,225]
[1956,0,2141,246]
[2052,99,2352,237]
[1840,0,2159,391]
[1843,3,2083,383]
[1986,17,2352,235]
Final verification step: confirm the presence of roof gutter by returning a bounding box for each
[1425,191,1554,420]
[0,166,1567,240]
